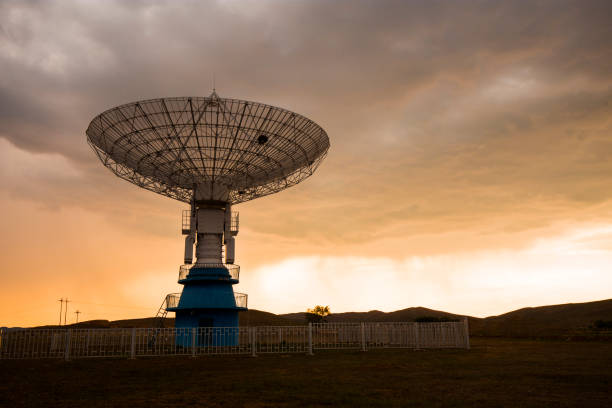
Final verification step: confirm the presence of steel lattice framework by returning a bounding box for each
[86,92,329,204]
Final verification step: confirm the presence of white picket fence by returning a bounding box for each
[0,321,469,360]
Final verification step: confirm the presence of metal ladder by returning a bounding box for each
[148,297,168,346]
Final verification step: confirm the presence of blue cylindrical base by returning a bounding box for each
[174,310,240,347]
[175,308,239,328]
[170,265,245,346]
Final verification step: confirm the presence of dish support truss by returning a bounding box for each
[165,199,247,343]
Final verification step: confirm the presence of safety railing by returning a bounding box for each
[234,292,248,309]
[165,293,181,309]
[230,212,239,234]
[178,263,240,282]
[182,210,192,234]
[0,320,469,360]
[163,291,246,309]
[254,326,308,354]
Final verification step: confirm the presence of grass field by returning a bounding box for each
[1,338,610,407]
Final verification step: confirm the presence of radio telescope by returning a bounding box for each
[86,91,329,334]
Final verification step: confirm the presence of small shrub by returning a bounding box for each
[593,320,612,329]
[306,305,331,323]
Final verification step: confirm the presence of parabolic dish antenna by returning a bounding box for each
[86,91,329,204]
[86,91,329,341]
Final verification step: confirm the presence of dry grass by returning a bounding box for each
[1,338,610,407]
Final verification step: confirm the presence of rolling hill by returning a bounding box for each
[281,306,464,323]
[468,298,612,338]
[30,298,612,339]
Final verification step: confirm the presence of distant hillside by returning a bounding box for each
[33,318,175,329]
[30,299,612,339]
[240,309,303,326]
[468,298,612,338]
[35,309,302,329]
[283,301,612,339]
[282,307,464,323]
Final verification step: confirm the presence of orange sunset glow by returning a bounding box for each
[1,0,611,327]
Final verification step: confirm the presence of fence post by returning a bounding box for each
[64,329,71,361]
[415,322,420,350]
[463,317,470,350]
[130,328,136,359]
[191,328,197,357]
[361,322,366,352]
[307,323,313,356]
[251,327,257,357]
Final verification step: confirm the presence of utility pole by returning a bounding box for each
[64,299,70,326]
[75,310,81,324]
[58,298,64,326]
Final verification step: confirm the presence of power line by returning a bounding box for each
[58,298,64,326]
[63,299,69,325]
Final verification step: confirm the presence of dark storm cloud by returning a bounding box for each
[1,0,611,247]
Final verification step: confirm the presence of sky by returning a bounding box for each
[1,0,611,326]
